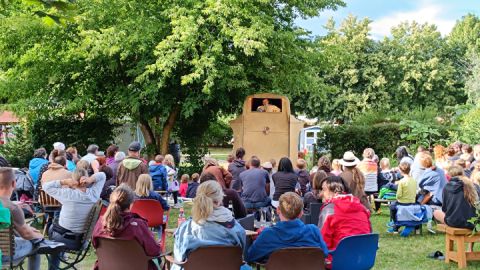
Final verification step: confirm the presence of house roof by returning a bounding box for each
[0,111,20,124]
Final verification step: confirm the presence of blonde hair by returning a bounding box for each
[433,145,446,161]
[471,170,480,186]
[103,184,135,234]
[135,174,153,197]
[76,160,89,171]
[72,168,88,183]
[380,158,390,170]
[363,148,375,159]
[181,174,190,183]
[448,165,478,206]
[164,154,175,167]
[192,181,224,224]
[296,159,307,170]
[419,152,433,168]
[331,159,341,171]
[279,192,303,220]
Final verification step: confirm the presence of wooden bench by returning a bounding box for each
[437,224,480,268]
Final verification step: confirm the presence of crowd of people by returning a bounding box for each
[1,139,480,269]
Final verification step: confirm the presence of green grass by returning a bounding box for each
[37,204,480,269]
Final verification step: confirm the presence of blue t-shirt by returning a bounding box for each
[136,190,170,211]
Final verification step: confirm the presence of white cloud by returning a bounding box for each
[370,1,456,39]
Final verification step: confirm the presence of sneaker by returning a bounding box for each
[173,203,182,209]
[386,221,395,227]
[427,221,436,234]
[387,227,398,234]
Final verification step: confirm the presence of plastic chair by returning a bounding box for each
[165,246,243,270]
[330,233,379,270]
[131,199,167,252]
[96,238,152,270]
[258,247,325,270]
[237,214,255,231]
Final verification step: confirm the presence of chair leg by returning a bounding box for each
[457,236,467,268]
[445,235,452,264]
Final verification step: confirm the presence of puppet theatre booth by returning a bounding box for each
[230,93,304,164]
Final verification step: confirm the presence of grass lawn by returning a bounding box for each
[42,204,480,270]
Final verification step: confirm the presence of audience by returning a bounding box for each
[239,157,271,209]
[99,165,115,201]
[318,176,371,263]
[229,147,247,193]
[202,157,233,189]
[396,146,414,165]
[303,170,328,209]
[179,174,189,198]
[0,168,42,270]
[43,169,105,270]
[433,166,479,229]
[105,144,119,166]
[149,155,168,191]
[172,181,247,270]
[107,151,125,184]
[134,174,169,211]
[117,141,148,190]
[331,159,342,176]
[93,184,161,270]
[378,158,396,189]
[339,151,371,211]
[272,157,298,208]
[295,159,310,196]
[418,153,447,206]
[165,154,180,208]
[246,192,328,263]
[201,173,246,219]
[40,155,72,184]
[186,173,200,198]
[358,148,379,212]
[29,148,49,185]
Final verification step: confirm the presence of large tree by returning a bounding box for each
[0,0,344,157]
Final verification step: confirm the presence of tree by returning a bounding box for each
[0,0,344,161]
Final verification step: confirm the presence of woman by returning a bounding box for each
[272,157,298,208]
[331,159,342,176]
[303,170,328,209]
[43,169,106,270]
[165,154,180,208]
[108,151,125,184]
[202,157,233,189]
[339,151,371,211]
[433,145,448,170]
[29,148,49,185]
[418,153,447,206]
[105,144,119,165]
[93,184,161,270]
[433,166,479,229]
[396,146,414,165]
[135,174,170,211]
[172,181,248,270]
[318,176,371,263]
[358,148,379,212]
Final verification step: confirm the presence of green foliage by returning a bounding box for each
[29,116,120,153]
[399,120,446,150]
[453,106,480,145]
[0,124,34,168]
[202,117,233,147]
[468,202,480,234]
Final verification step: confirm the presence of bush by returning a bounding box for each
[0,125,34,168]
[454,106,480,144]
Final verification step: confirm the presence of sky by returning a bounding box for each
[296,0,480,39]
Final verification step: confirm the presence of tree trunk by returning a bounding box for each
[139,118,158,156]
[160,104,181,155]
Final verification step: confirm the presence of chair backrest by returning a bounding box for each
[96,238,150,270]
[0,225,14,266]
[38,185,61,207]
[81,200,103,245]
[309,203,321,226]
[265,247,325,270]
[183,246,243,270]
[330,233,379,270]
[131,199,164,228]
[237,214,255,231]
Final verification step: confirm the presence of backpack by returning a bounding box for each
[15,169,35,199]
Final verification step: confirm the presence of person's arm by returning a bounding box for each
[91,160,100,173]
[16,223,43,240]
[135,219,161,257]
[42,178,77,203]
[231,190,247,219]
[222,167,233,188]
[84,172,106,199]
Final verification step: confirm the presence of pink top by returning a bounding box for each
[179,183,188,197]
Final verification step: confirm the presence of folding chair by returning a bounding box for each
[45,200,103,270]
[131,199,167,252]
[256,247,325,270]
[329,233,379,270]
[165,246,243,270]
[96,238,153,270]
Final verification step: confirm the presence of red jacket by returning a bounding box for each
[92,212,161,270]
[318,194,371,256]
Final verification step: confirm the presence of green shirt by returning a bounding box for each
[396,176,417,204]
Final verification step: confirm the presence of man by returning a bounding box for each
[256,99,281,113]
[116,141,148,189]
[239,157,270,209]
[41,155,72,184]
[246,192,328,263]
[81,144,99,164]
[0,168,43,270]
[228,147,246,192]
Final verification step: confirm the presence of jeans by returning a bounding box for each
[244,197,271,209]
[1,237,41,270]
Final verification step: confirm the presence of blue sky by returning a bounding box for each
[296,0,480,39]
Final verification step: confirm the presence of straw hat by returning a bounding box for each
[339,151,360,167]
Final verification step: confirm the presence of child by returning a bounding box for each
[179,174,189,197]
[134,174,170,211]
[186,173,200,198]
[149,155,168,191]
[246,192,327,263]
[331,159,342,176]
[295,159,310,196]
[378,158,397,189]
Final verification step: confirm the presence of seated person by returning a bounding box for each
[418,153,447,206]
[43,169,106,270]
[387,162,417,232]
[378,158,397,189]
[0,168,43,270]
[303,170,327,209]
[318,176,371,263]
[93,184,161,270]
[200,173,246,219]
[433,165,479,229]
[172,181,249,270]
[186,173,200,198]
[246,192,328,263]
[295,159,310,196]
[256,99,281,113]
[134,174,170,211]
[239,157,271,209]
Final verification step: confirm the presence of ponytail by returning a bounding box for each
[461,176,478,206]
[192,181,224,224]
[351,167,365,191]
[103,184,135,234]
